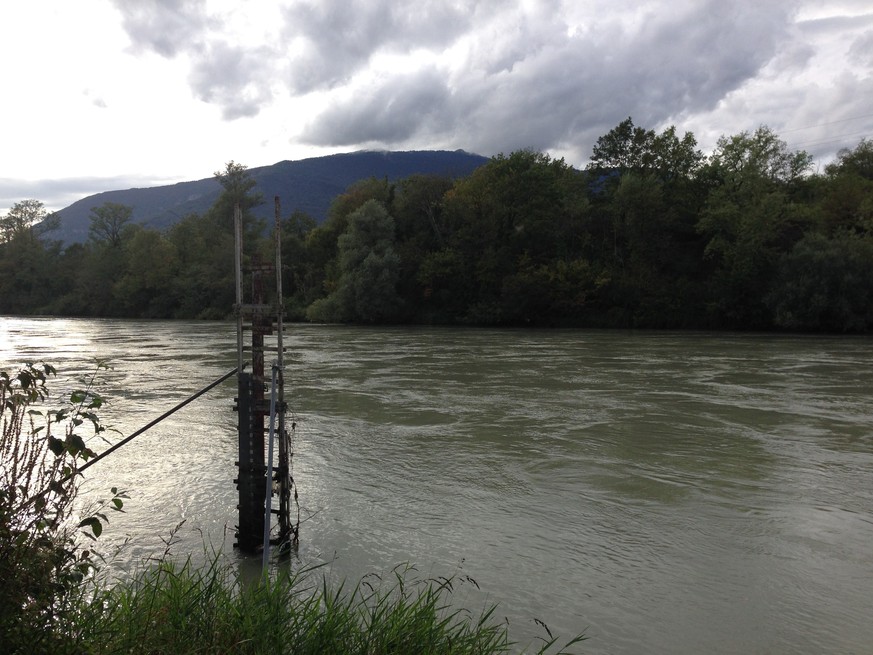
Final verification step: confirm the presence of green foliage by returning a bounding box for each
[825,138,873,181]
[88,202,133,247]
[73,558,584,655]
[1,132,871,331]
[768,231,873,331]
[704,126,813,190]
[0,362,124,654]
[281,209,320,319]
[696,127,816,328]
[114,227,179,317]
[307,200,402,323]
[215,160,264,231]
[820,139,873,234]
[0,199,49,243]
[425,150,590,323]
[587,118,703,181]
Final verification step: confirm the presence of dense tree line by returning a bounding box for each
[2,121,872,332]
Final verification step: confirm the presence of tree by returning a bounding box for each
[215,160,263,211]
[114,227,179,317]
[704,126,812,190]
[819,139,873,234]
[433,150,588,323]
[696,127,815,327]
[392,175,456,319]
[586,118,703,181]
[300,177,396,312]
[1,199,48,243]
[280,209,318,319]
[88,202,132,247]
[588,117,657,173]
[306,200,401,323]
[165,211,235,319]
[0,200,65,314]
[767,231,873,331]
[825,138,873,181]
[209,161,265,244]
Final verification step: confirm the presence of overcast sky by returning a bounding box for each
[1,0,871,215]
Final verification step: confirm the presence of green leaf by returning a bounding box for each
[47,435,64,456]
[78,516,103,538]
[69,434,87,455]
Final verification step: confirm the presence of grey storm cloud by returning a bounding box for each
[112,0,215,57]
[109,0,870,163]
[187,42,276,120]
[848,29,873,65]
[306,68,454,144]
[304,1,798,157]
[279,0,484,93]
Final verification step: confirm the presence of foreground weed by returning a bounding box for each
[79,556,584,654]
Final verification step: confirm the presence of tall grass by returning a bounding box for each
[73,557,584,655]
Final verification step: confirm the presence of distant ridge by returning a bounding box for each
[53,150,489,244]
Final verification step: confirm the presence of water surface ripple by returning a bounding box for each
[2,318,872,654]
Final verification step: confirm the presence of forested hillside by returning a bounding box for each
[2,120,872,332]
[48,150,489,244]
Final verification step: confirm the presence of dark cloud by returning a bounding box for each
[111,0,214,57]
[111,0,273,120]
[279,1,480,92]
[305,68,452,144]
[303,1,800,162]
[109,0,871,164]
[848,29,873,65]
[187,42,276,119]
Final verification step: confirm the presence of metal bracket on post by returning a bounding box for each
[262,362,280,569]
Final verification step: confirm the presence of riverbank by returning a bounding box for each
[35,555,583,655]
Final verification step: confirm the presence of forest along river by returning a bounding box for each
[2,317,872,654]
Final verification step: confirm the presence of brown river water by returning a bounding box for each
[2,316,872,653]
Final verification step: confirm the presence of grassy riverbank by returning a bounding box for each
[60,556,583,655]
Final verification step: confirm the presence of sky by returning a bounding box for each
[1,0,872,215]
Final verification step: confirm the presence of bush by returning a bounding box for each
[0,362,123,654]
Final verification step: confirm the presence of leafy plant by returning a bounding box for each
[0,361,124,653]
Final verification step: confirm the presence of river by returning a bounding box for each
[2,317,872,654]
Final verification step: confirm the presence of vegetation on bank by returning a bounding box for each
[1,364,583,654]
[74,557,585,655]
[2,119,873,331]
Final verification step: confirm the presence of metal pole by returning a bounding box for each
[262,363,279,570]
[274,196,284,370]
[234,203,244,374]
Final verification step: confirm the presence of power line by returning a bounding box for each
[779,112,873,135]
[789,129,872,149]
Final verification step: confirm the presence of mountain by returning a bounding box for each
[52,150,489,244]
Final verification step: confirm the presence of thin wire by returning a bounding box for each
[779,112,873,135]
